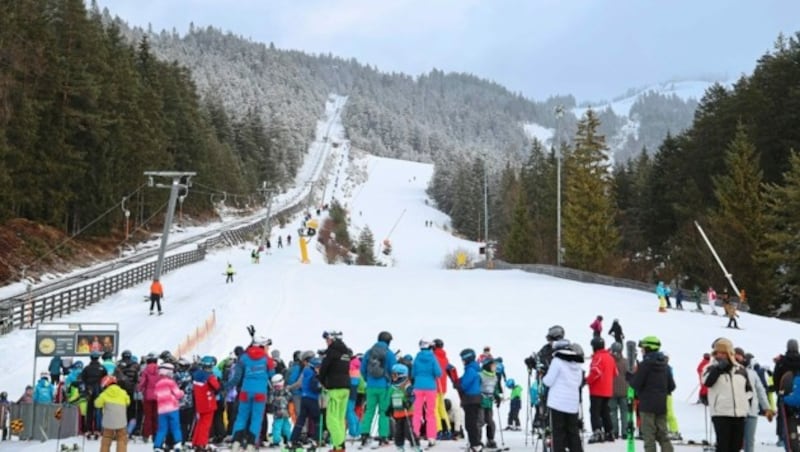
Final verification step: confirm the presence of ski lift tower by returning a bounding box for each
[145,171,196,282]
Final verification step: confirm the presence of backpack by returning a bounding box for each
[783,372,800,408]
[367,345,388,379]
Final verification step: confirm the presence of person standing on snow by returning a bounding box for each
[456,348,482,452]
[608,342,629,439]
[542,340,585,452]
[734,347,773,452]
[412,340,443,448]
[608,319,624,344]
[586,337,616,443]
[703,338,751,452]
[432,338,456,439]
[150,279,164,315]
[225,264,235,284]
[226,336,275,450]
[318,331,352,452]
[358,331,397,448]
[628,336,675,452]
[589,315,603,338]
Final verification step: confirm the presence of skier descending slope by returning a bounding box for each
[227,336,275,451]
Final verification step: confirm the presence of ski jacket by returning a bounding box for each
[360,341,396,389]
[102,359,116,376]
[587,349,617,397]
[33,378,54,404]
[612,355,629,398]
[412,349,442,391]
[192,368,220,414]
[150,280,163,296]
[319,338,352,390]
[114,358,140,394]
[628,351,675,415]
[458,361,481,406]
[94,383,130,429]
[724,302,737,319]
[175,370,194,408]
[703,358,752,418]
[228,345,273,397]
[81,361,107,395]
[655,282,666,298]
[773,352,800,392]
[269,388,292,418]
[745,364,769,417]
[287,361,303,396]
[48,356,62,375]
[300,366,322,400]
[154,375,184,414]
[589,319,602,335]
[697,357,711,398]
[608,322,624,342]
[433,347,450,393]
[543,350,584,414]
[138,362,160,401]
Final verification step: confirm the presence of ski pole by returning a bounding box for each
[525,371,531,447]
[495,402,505,447]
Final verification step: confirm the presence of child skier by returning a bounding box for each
[479,358,500,449]
[504,379,522,431]
[153,363,185,452]
[94,375,130,452]
[268,374,293,447]
[387,364,415,450]
[289,357,322,450]
[192,356,221,452]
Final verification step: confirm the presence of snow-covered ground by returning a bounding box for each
[573,80,719,119]
[1,147,789,451]
[521,123,554,148]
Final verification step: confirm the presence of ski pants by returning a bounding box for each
[589,395,612,435]
[326,388,349,448]
[435,392,451,432]
[608,395,627,437]
[712,416,744,452]
[507,398,521,427]
[743,415,759,452]
[393,415,414,448]
[639,411,673,452]
[142,400,158,438]
[666,394,679,433]
[149,294,162,313]
[479,406,495,442]
[154,410,182,448]
[359,387,391,438]
[413,389,438,440]
[346,398,360,438]
[100,427,128,452]
[192,410,214,448]
[232,391,267,443]
[179,407,194,442]
[550,408,583,452]
[462,403,481,448]
[291,397,320,444]
[271,416,292,445]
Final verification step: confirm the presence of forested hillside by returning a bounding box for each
[428,33,800,315]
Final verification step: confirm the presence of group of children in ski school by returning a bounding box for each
[655,282,744,328]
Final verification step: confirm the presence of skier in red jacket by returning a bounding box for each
[587,337,617,443]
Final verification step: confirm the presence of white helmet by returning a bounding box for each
[271,374,285,386]
[254,336,271,347]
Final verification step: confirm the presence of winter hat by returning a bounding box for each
[713,337,735,361]
[349,356,361,372]
[788,339,799,354]
[734,347,746,357]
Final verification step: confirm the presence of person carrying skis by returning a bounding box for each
[319,330,352,452]
[627,336,675,452]
[226,335,274,450]
[542,340,584,452]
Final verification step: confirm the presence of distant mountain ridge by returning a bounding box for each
[104,10,714,166]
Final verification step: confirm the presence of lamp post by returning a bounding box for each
[555,105,565,266]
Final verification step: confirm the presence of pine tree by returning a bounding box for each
[707,123,765,311]
[520,139,558,264]
[356,226,377,265]
[562,109,620,273]
[503,188,534,263]
[761,150,800,314]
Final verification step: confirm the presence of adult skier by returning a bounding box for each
[627,336,675,452]
[358,331,396,448]
[542,340,584,452]
[226,336,274,451]
[319,331,352,452]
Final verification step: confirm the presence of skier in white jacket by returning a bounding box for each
[542,339,585,452]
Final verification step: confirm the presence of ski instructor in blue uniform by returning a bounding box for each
[226,335,275,450]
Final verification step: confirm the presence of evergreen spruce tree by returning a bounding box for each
[562,109,620,273]
[356,226,377,265]
[707,123,765,311]
[503,189,534,263]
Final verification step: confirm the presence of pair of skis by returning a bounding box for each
[625,340,637,452]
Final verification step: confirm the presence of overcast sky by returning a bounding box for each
[98,0,799,101]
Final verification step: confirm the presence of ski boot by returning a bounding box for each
[587,430,604,444]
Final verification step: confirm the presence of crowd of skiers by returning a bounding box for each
[655,282,743,328]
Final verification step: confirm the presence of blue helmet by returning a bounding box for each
[90,351,101,360]
[460,348,476,363]
[391,363,409,377]
[310,357,322,368]
[505,378,516,389]
[200,356,217,369]
[72,361,84,370]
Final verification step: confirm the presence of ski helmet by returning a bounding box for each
[177,358,191,371]
[158,363,174,376]
[552,339,571,351]
[419,339,432,349]
[146,352,158,363]
[591,336,605,351]
[322,330,342,340]
[271,374,285,386]
[293,350,302,362]
[391,363,409,377]
[570,343,585,358]
[610,342,623,355]
[433,339,444,349]
[460,348,476,363]
[72,361,84,370]
[160,350,173,361]
[121,350,132,360]
[309,357,322,368]
[300,350,315,362]
[505,378,516,389]
[200,356,216,369]
[638,336,661,352]
[378,331,393,344]
[546,325,565,341]
[101,375,117,388]
[254,336,271,347]
[90,351,101,360]
[102,351,114,361]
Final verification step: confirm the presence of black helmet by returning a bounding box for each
[102,351,114,361]
[546,325,565,341]
[460,348,476,363]
[121,350,132,360]
[293,350,301,362]
[610,342,623,355]
[160,350,173,361]
[433,339,444,349]
[146,352,158,364]
[378,331,393,344]
[591,337,605,351]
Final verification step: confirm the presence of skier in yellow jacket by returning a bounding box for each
[94,375,131,452]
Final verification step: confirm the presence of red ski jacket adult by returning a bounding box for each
[433,347,451,393]
[587,349,617,397]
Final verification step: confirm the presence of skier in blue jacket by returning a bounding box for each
[226,337,275,450]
